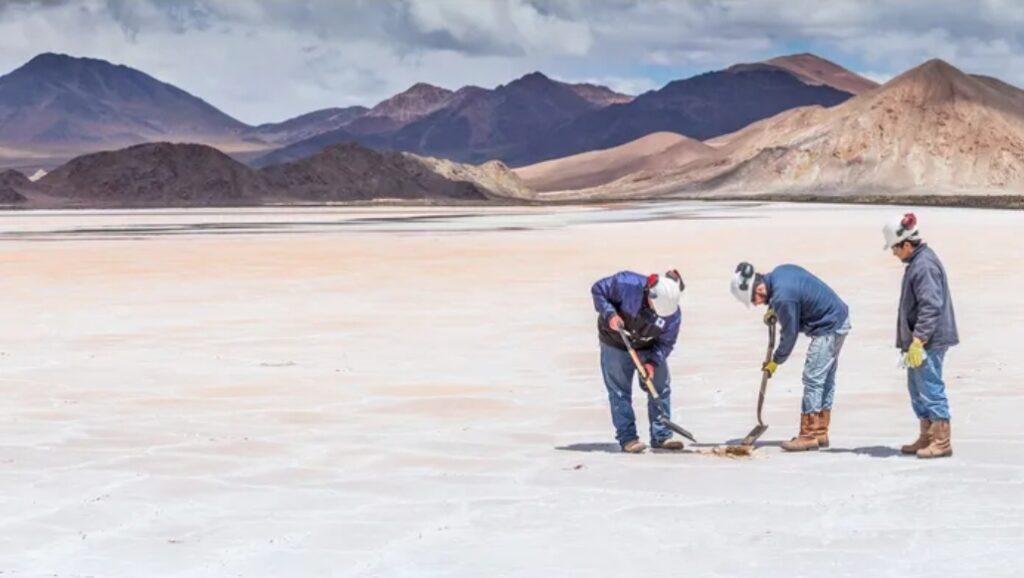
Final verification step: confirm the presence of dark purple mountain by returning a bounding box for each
[0,53,247,151]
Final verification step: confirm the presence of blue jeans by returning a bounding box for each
[600,343,673,447]
[801,318,851,414]
[907,347,950,420]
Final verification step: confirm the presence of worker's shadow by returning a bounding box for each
[556,442,622,453]
[723,438,784,448]
[558,440,784,453]
[723,439,902,457]
[823,446,902,458]
[556,442,900,457]
[555,443,704,455]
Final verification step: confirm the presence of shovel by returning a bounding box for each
[741,320,776,446]
[616,326,697,443]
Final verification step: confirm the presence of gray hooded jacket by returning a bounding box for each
[897,244,959,351]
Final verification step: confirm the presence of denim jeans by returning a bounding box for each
[600,343,673,447]
[907,347,951,420]
[801,317,851,414]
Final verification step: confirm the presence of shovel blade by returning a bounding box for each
[741,424,768,447]
[658,415,697,444]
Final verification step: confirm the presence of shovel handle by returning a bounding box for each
[641,375,660,400]
[617,326,660,399]
[629,349,660,400]
[755,322,776,427]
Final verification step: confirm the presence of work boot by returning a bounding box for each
[814,409,832,448]
[917,420,952,459]
[901,419,932,455]
[654,438,684,451]
[782,413,820,452]
[622,440,647,454]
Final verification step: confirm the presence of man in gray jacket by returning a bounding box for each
[883,213,959,459]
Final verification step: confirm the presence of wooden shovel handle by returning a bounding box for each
[756,322,777,425]
[617,326,660,400]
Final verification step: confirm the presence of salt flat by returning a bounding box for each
[0,202,1022,578]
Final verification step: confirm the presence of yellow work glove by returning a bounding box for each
[762,360,778,378]
[905,337,926,369]
[763,308,777,326]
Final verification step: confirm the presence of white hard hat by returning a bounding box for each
[882,213,920,249]
[648,270,684,317]
[731,262,756,308]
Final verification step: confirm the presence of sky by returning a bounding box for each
[1,0,1023,125]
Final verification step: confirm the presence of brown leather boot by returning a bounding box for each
[654,438,685,451]
[901,419,932,455]
[815,409,831,448]
[917,420,952,459]
[782,413,820,451]
[622,440,647,454]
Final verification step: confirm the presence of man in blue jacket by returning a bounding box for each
[591,270,685,453]
[883,213,958,459]
[731,262,851,451]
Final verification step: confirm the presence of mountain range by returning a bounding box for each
[0,52,865,170]
[2,51,1023,206]
[253,54,863,167]
[251,73,638,167]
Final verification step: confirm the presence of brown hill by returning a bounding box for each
[415,156,535,201]
[568,83,633,106]
[345,83,455,135]
[40,143,269,206]
[259,143,531,202]
[699,59,1024,194]
[26,141,535,209]
[515,132,714,191]
[763,53,879,95]
[569,59,1024,198]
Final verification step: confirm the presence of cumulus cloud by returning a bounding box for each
[403,0,592,56]
[0,0,1023,123]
